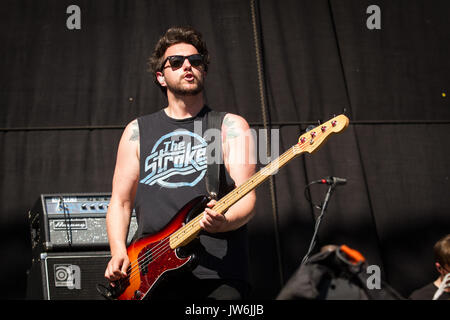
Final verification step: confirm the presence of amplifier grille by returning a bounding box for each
[27,251,111,300]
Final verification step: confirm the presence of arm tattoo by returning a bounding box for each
[223,116,240,139]
[129,120,139,142]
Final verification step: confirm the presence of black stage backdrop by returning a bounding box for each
[1,0,449,299]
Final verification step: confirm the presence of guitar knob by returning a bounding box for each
[134,290,143,299]
[321,126,327,132]
[331,120,337,127]
[310,131,316,138]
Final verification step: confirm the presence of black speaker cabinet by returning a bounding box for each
[26,251,111,300]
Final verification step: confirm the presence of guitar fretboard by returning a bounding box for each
[168,114,349,249]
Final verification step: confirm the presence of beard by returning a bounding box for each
[166,74,204,96]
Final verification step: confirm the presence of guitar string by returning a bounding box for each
[121,209,205,283]
[115,234,187,288]
[118,121,344,294]
[117,239,172,287]
[114,124,338,292]
[115,142,306,289]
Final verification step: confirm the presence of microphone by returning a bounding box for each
[314,176,347,186]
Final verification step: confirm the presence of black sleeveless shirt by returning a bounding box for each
[134,106,250,282]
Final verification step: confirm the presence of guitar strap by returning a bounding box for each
[205,110,227,200]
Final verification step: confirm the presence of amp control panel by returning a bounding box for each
[44,195,112,215]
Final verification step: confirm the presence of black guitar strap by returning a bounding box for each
[205,110,227,200]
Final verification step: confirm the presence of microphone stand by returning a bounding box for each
[301,183,336,266]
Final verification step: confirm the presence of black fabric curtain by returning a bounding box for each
[1,0,449,299]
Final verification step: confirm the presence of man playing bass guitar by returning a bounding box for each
[104,26,256,300]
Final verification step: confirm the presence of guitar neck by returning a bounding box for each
[169,114,349,249]
[169,145,300,249]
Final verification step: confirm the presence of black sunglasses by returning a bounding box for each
[161,54,204,70]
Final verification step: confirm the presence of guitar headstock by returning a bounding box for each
[293,114,349,155]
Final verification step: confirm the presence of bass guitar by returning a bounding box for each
[102,114,349,300]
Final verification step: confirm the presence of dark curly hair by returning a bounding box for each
[148,26,210,93]
[434,234,450,267]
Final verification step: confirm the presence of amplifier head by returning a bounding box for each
[28,193,137,252]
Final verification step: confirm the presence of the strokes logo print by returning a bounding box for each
[140,130,207,188]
